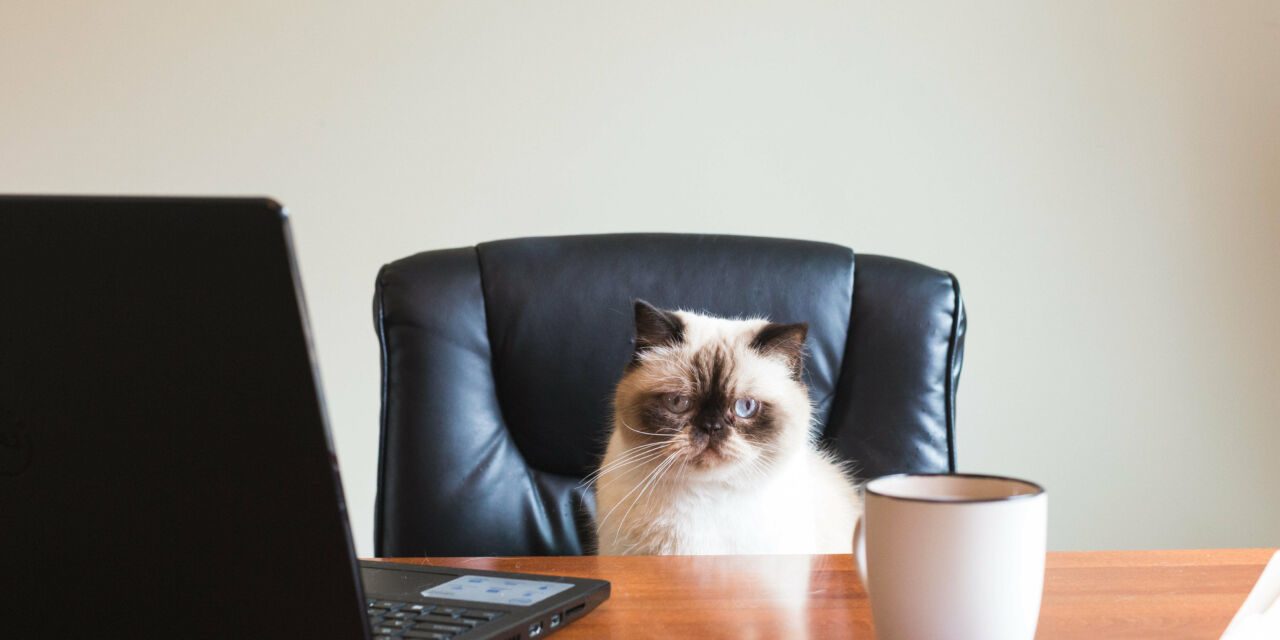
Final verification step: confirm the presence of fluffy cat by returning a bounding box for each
[592,300,860,556]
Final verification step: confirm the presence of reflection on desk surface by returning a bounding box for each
[376,549,1277,640]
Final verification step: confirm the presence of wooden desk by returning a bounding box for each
[376,549,1274,639]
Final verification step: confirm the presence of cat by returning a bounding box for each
[591,300,860,556]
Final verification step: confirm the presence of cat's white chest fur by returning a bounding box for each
[594,439,858,556]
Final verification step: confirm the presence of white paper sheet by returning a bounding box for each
[1221,550,1280,640]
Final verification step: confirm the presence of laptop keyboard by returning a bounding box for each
[367,599,505,639]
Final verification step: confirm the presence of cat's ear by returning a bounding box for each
[751,322,808,379]
[632,300,684,360]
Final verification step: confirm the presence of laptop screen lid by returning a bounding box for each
[0,196,369,638]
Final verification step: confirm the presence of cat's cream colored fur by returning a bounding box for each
[593,304,859,556]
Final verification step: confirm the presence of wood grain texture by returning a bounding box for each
[372,549,1274,639]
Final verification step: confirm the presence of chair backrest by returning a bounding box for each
[372,234,966,556]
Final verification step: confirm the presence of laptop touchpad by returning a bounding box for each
[361,567,573,606]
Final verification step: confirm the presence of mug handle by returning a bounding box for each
[853,515,869,593]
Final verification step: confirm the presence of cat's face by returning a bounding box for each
[612,300,813,481]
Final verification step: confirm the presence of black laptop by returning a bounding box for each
[0,196,609,639]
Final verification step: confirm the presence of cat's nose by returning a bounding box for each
[704,421,724,432]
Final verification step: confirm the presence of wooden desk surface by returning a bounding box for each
[376,548,1274,639]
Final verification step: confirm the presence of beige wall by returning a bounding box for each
[3,1,1277,555]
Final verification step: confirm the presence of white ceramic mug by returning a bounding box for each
[854,473,1048,640]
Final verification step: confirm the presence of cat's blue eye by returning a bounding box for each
[733,397,759,419]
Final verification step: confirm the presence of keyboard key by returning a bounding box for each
[402,632,451,640]
[460,609,503,621]
[373,626,404,636]
[386,611,418,620]
[410,621,468,634]
[431,606,466,617]
[372,600,406,610]
[403,603,433,613]
[381,619,414,628]
[414,614,478,627]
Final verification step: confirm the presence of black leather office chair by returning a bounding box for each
[372,234,966,557]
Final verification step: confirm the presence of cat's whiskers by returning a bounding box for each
[625,426,680,438]
[745,454,771,481]
[591,449,675,491]
[716,437,776,484]
[614,456,680,534]
[674,449,692,485]
[587,424,694,491]
[594,468,654,492]
[620,417,682,439]
[579,444,672,487]
[588,439,669,469]
[592,440,668,467]
[583,453,665,486]
[725,450,767,486]
[596,449,679,533]
[611,451,682,545]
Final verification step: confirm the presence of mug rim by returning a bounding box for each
[865,472,1045,504]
